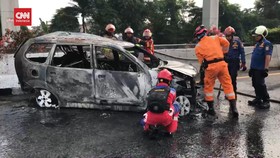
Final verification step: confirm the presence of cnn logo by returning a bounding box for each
[14,8,32,26]
[15,12,30,19]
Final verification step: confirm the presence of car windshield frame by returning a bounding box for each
[124,45,161,69]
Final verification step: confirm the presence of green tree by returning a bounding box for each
[39,18,49,33]
[186,0,202,42]
[20,26,29,31]
[255,0,280,19]
[218,0,244,39]
[49,8,80,32]
[69,0,93,33]
[89,0,147,37]
[50,0,93,33]
[145,0,191,44]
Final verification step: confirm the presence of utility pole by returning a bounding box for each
[0,0,20,35]
[202,0,219,29]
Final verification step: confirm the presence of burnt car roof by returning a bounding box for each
[34,31,135,48]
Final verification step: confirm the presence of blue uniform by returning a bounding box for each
[224,37,246,94]
[226,37,246,64]
[250,38,273,102]
[250,39,273,70]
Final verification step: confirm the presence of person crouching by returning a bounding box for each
[140,69,181,137]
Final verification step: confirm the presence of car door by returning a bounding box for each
[46,44,95,104]
[93,45,151,106]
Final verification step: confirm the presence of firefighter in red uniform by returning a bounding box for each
[139,29,155,62]
[140,69,181,136]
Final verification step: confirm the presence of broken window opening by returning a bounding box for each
[95,46,140,72]
[51,45,91,69]
[25,43,54,63]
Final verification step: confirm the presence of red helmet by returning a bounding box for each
[224,26,235,36]
[105,24,116,33]
[143,29,152,37]
[157,69,172,81]
[194,25,207,37]
[124,27,134,34]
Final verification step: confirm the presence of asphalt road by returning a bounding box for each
[0,70,280,158]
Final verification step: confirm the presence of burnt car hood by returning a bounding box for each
[159,60,197,77]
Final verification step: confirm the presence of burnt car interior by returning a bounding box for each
[95,46,139,72]
[25,43,53,63]
[51,45,91,69]
[125,46,160,68]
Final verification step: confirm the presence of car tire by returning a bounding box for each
[35,89,59,108]
[176,95,190,116]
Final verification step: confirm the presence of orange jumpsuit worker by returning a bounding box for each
[194,25,239,118]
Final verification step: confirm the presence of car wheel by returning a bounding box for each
[176,95,190,116]
[35,89,58,108]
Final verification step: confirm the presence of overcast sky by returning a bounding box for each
[19,0,256,26]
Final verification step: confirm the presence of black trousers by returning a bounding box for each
[251,69,270,102]
[227,60,240,94]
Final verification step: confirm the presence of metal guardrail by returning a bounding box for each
[154,44,196,49]
[154,43,254,49]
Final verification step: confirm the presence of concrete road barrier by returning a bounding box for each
[156,44,280,71]
[1,44,280,93]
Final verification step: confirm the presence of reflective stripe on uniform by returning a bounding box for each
[168,108,174,116]
[205,92,214,96]
[173,116,178,121]
[222,47,229,52]
[225,92,235,97]
[170,88,176,95]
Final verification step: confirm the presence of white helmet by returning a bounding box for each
[124,27,134,34]
[105,24,116,32]
[252,25,268,37]
[143,29,152,37]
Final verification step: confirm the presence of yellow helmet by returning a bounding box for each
[252,25,268,37]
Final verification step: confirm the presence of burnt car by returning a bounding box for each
[14,32,198,113]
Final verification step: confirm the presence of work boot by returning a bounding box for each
[248,98,262,106]
[258,101,270,109]
[207,101,216,116]
[229,100,239,118]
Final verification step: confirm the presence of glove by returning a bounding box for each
[262,69,269,78]
[136,38,141,43]
[240,63,247,71]
[248,69,253,77]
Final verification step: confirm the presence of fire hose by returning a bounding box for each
[214,86,280,104]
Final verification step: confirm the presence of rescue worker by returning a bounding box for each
[248,25,273,109]
[199,25,224,86]
[224,26,246,98]
[103,24,117,40]
[141,69,181,136]
[194,25,238,118]
[123,27,139,44]
[139,29,155,62]
[208,25,224,37]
